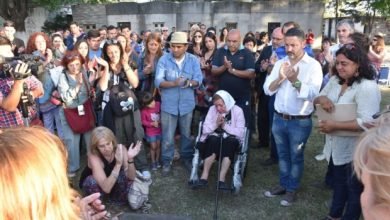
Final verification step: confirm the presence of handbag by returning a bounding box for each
[63,73,96,134]
[127,176,152,211]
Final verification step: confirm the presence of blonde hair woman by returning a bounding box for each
[80,126,141,204]
[354,116,390,220]
[0,127,107,219]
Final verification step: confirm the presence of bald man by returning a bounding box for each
[254,28,284,165]
[211,29,255,127]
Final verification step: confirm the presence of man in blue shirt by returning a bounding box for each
[65,22,86,51]
[155,32,203,176]
[86,29,102,60]
[275,21,315,59]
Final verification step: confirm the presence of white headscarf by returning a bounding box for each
[215,90,235,112]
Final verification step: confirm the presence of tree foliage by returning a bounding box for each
[371,0,390,16]
[32,0,111,10]
[42,14,71,33]
[325,0,389,34]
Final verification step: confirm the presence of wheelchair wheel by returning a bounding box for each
[232,184,241,195]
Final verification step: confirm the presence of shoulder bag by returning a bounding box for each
[63,72,96,134]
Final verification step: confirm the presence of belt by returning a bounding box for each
[275,111,311,120]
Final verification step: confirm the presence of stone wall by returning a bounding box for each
[72,0,325,47]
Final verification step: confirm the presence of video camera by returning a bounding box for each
[0,54,44,80]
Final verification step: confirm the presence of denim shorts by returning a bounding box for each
[145,134,162,143]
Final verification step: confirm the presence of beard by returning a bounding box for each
[287,52,296,59]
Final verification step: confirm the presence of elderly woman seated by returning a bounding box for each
[195,90,245,189]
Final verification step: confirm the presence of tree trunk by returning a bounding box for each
[0,0,29,31]
[335,0,339,42]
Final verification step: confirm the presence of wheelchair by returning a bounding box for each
[188,121,250,194]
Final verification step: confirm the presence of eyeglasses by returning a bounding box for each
[194,35,202,38]
[162,30,168,32]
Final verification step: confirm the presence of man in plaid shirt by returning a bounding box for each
[0,36,43,128]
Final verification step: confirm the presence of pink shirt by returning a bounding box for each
[141,101,162,137]
[200,105,246,143]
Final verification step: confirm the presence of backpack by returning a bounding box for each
[128,175,152,212]
[109,82,139,117]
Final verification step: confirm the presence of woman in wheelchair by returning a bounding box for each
[196,90,246,189]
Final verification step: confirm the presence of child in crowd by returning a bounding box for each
[140,92,162,171]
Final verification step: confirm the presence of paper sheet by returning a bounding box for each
[315,103,361,136]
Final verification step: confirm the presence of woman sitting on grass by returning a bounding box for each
[195,90,245,189]
[80,126,141,204]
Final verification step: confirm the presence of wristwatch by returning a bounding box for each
[292,80,302,89]
[189,81,193,88]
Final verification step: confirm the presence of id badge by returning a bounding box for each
[77,105,85,116]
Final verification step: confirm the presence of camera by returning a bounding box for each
[0,55,43,80]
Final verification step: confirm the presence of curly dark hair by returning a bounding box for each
[26,32,51,54]
[333,43,375,86]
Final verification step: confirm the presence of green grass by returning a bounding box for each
[74,87,390,220]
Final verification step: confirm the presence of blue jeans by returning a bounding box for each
[59,108,91,172]
[161,111,193,165]
[42,107,64,140]
[272,113,312,192]
[329,158,362,219]
[268,95,277,160]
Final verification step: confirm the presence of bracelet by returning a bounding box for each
[111,171,119,179]
[124,67,131,72]
[128,160,134,164]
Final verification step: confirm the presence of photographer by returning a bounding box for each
[0,36,43,128]
[26,32,63,138]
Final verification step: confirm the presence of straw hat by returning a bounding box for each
[170,32,188,44]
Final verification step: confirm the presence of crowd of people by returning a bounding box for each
[0,18,389,219]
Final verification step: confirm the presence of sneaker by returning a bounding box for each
[151,162,158,171]
[142,170,151,180]
[280,191,296,206]
[264,186,286,198]
[193,179,208,189]
[156,161,162,169]
[162,164,171,176]
[315,153,326,161]
[174,149,180,161]
[67,172,76,178]
[261,158,278,166]
[218,181,230,190]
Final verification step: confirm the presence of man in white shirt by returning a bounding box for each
[263,28,323,206]
[330,19,355,57]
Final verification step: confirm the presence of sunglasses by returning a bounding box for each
[194,35,202,38]
[344,43,356,50]
[162,30,168,32]
[66,54,80,60]
[105,39,119,45]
